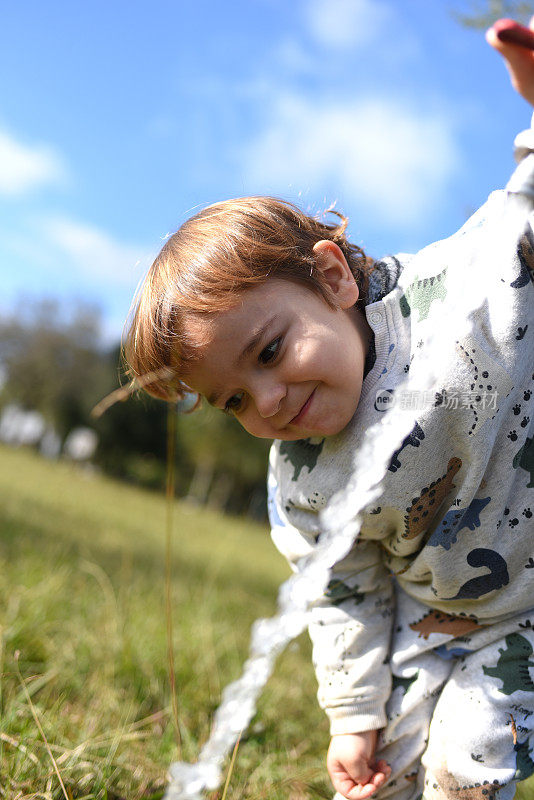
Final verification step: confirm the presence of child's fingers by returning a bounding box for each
[372,759,392,784]
[341,764,391,799]
[486,19,534,105]
[329,766,369,799]
[331,775,370,800]
[344,777,386,800]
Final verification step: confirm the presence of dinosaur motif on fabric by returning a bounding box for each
[279,438,325,481]
[456,335,514,437]
[482,633,534,695]
[433,644,474,659]
[459,496,492,529]
[387,421,425,473]
[307,490,327,511]
[428,497,491,551]
[510,714,534,781]
[428,508,464,549]
[325,579,365,607]
[429,771,501,800]
[399,267,448,322]
[511,227,534,288]
[409,609,482,640]
[444,548,509,600]
[403,457,462,539]
[391,670,419,695]
[513,436,534,488]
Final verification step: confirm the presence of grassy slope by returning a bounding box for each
[0,445,329,799]
[0,445,532,799]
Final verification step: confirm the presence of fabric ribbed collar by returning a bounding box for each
[362,255,404,378]
[366,256,404,305]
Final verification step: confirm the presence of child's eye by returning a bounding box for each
[259,336,282,365]
[224,392,244,414]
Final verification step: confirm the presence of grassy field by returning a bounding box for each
[1,445,532,800]
[0,445,330,799]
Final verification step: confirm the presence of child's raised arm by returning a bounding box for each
[487,18,534,106]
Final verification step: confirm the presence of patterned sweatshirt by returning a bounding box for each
[268,136,534,737]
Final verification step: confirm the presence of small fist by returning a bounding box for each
[327,731,391,800]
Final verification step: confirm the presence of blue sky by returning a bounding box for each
[1,0,532,342]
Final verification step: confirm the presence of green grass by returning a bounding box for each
[0,444,532,800]
[0,445,330,799]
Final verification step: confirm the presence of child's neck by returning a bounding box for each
[352,307,375,378]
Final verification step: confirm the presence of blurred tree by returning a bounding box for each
[95,349,270,512]
[93,346,178,490]
[451,0,534,28]
[0,300,270,517]
[179,403,271,514]
[0,299,109,440]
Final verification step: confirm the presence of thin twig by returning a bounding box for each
[13,652,69,800]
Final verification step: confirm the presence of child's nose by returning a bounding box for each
[254,379,286,418]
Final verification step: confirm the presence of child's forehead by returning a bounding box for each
[182,278,323,349]
[181,313,221,355]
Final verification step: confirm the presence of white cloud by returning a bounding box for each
[43,217,154,287]
[0,129,66,195]
[238,93,460,228]
[305,0,394,50]
[1,216,156,341]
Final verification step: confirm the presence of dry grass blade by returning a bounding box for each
[126,708,169,731]
[220,731,242,800]
[13,652,70,800]
[0,732,40,766]
[90,366,174,418]
[53,708,170,766]
[166,404,182,755]
[54,730,152,766]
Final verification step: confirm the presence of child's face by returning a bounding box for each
[182,242,372,441]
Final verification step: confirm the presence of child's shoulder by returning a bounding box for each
[396,192,505,285]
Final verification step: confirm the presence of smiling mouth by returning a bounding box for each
[290,388,316,426]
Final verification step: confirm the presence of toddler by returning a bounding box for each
[125,23,534,800]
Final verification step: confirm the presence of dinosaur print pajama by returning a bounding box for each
[368,589,534,800]
[268,145,534,799]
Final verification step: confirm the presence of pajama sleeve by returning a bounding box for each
[268,467,394,735]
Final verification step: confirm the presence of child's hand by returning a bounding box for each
[486,18,534,106]
[327,731,391,799]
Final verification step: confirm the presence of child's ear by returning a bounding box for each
[312,240,360,308]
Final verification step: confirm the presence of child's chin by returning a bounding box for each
[282,420,349,441]
[312,410,357,438]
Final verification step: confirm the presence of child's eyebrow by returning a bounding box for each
[236,315,279,365]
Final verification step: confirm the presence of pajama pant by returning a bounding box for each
[334,587,534,800]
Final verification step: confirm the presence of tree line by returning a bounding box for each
[0,300,271,518]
